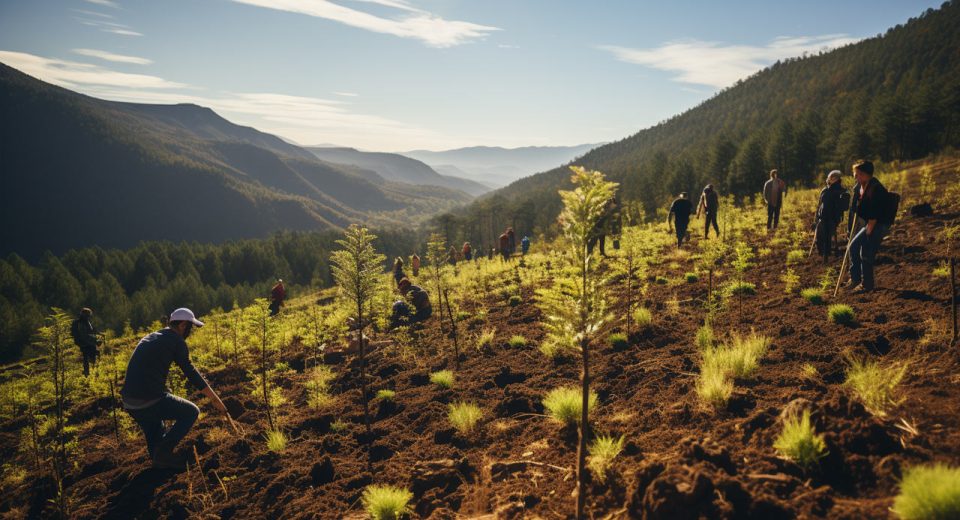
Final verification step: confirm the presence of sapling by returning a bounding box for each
[248,298,277,430]
[534,166,617,519]
[426,233,450,333]
[731,241,755,324]
[36,309,73,516]
[781,268,800,294]
[330,225,386,445]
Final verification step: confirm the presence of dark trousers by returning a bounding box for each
[704,212,720,238]
[269,300,282,316]
[766,204,782,230]
[675,218,689,248]
[816,220,837,260]
[390,301,432,328]
[587,234,607,255]
[127,393,200,458]
[848,225,887,290]
[80,346,98,376]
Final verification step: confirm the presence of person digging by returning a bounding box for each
[121,307,236,470]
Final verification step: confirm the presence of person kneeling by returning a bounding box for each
[390,278,432,328]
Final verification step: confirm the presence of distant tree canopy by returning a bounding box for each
[0,229,416,362]
[431,2,960,247]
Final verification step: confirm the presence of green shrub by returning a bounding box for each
[702,333,770,379]
[655,276,669,285]
[728,281,757,296]
[508,295,522,307]
[429,370,455,389]
[827,304,855,324]
[696,363,733,408]
[587,434,625,483]
[685,272,699,283]
[508,335,527,348]
[633,307,653,329]
[774,409,827,470]
[375,389,396,401]
[800,287,825,304]
[786,249,806,264]
[543,386,598,424]
[265,429,287,453]
[539,339,567,359]
[362,484,413,520]
[476,329,495,350]
[608,332,629,350]
[892,464,960,520]
[781,268,800,294]
[455,311,471,322]
[844,357,906,416]
[695,324,714,351]
[330,420,348,433]
[801,363,819,380]
[448,402,483,434]
[932,261,951,278]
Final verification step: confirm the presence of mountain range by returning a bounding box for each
[0,63,474,259]
[402,144,601,188]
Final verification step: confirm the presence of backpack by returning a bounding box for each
[884,191,900,226]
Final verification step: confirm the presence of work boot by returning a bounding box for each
[843,280,862,291]
[152,446,186,470]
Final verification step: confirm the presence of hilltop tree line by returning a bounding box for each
[0,230,415,361]
[431,2,960,245]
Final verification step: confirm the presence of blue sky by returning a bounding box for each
[0,0,941,151]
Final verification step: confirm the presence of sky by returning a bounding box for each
[0,0,942,152]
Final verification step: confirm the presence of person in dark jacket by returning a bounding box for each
[269,279,286,316]
[815,170,845,262]
[697,184,721,238]
[498,232,511,261]
[121,308,231,469]
[521,236,531,256]
[390,278,432,328]
[846,161,890,293]
[71,307,100,376]
[762,169,788,230]
[588,197,617,256]
[506,228,517,255]
[668,192,693,249]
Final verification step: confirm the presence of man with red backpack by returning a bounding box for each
[845,160,897,293]
[269,279,286,316]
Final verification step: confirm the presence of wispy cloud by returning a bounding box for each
[0,51,184,89]
[76,17,143,36]
[85,0,119,8]
[598,34,860,89]
[231,0,499,48]
[72,48,152,65]
[334,91,359,97]
[0,50,465,150]
[102,27,142,36]
[70,9,115,19]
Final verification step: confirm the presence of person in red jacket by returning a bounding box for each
[269,279,286,316]
[498,232,510,261]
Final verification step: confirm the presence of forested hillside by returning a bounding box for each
[0,64,470,259]
[0,230,415,362]
[434,1,960,246]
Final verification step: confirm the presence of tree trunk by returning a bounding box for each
[952,257,957,345]
[576,335,589,520]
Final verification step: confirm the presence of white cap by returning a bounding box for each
[169,308,204,327]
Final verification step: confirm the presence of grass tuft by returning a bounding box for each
[375,389,396,401]
[844,357,907,416]
[608,332,629,350]
[543,386,598,424]
[587,434,625,483]
[695,324,714,351]
[429,370,455,389]
[800,287,825,304]
[696,363,733,408]
[828,304,855,324]
[508,295,522,307]
[447,401,483,434]
[362,484,413,520]
[728,280,757,296]
[702,333,770,379]
[786,249,806,264]
[801,363,819,380]
[508,335,527,348]
[892,464,960,520]
[633,307,653,329]
[685,272,699,283]
[265,429,287,453]
[774,409,827,470]
[654,276,669,285]
[329,420,348,433]
[476,329,496,350]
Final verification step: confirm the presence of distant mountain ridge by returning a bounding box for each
[0,63,470,259]
[306,146,490,196]
[402,144,602,187]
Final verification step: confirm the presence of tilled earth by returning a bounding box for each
[2,180,960,519]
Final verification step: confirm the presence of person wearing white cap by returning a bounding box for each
[814,170,847,262]
[121,307,233,469]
